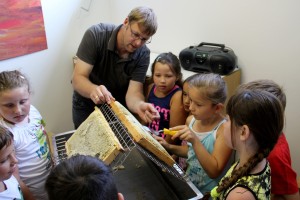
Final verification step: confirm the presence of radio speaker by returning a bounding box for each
[179,42,238,75]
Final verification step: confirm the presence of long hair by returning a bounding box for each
[202,89,284,199]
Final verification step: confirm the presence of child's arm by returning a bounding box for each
[13,167,36,200]
[154,134,188,158]
[226,186,256,200]
[191,125,232,178]
[165,90,189,144]
[171,123,232,178]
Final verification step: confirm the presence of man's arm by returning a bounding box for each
[126,80,159,123]
[72,58,114,103]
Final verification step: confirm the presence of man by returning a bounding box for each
[72,6,159,128]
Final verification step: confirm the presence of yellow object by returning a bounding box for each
[210,186,220,198]
[163,128,178,136]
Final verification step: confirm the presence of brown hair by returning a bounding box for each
[0,125,14,150]
[188,73,227,104]
[238,79,286,110]
[0,70,31,94]
[128,6,158,36]
[202,89,283,199]
[150,52,183,87]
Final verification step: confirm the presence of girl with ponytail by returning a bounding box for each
[202,89,284,200]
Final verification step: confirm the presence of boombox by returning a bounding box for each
[179,42,238,75]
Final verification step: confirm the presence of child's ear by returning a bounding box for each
[240,125,250,141]
[215,103,224,113]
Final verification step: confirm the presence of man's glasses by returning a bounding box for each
[129,24,152,44]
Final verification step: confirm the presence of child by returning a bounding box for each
[155,73,233,194]
[0,125,23,199]
[45,155,124,200]
[178,74,198,170]
[146,52,188,144]
[205,89,284,200]
[0,70,52,200]
[239,80,299,200]
[182,74,198,113]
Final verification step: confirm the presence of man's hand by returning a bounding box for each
[90,85,115,104]
[137,102,160,123]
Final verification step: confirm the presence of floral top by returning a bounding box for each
[216,161,271,200]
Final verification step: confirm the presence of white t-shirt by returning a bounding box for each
[0,105,51,200]
[0,175,23,200]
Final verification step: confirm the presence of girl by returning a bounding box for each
[178,74,198,170]
[182,74,198,113]
[146,52,188,144]
[0,70,52,200]
[205,89,284,200]
[155,73,233,194]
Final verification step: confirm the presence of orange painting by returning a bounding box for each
[0,0,47,61]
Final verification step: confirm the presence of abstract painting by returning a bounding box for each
[0,0,47,61]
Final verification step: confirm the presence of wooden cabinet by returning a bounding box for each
[180,68,241,108]
[222,69,241,107]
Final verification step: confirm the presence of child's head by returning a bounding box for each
[182,74,198,112]
[150,52,183,89]
[0,125,17,181]
[238,79,286,111]
[0,70,31,124]
[45,155,124,200]
[226,89,283,154]
[187,73,227,119]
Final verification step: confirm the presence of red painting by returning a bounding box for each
[0,0,47,61]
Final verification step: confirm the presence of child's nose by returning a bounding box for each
[14,105,22,114]
[10,154,18,165]
[160,77,166,82]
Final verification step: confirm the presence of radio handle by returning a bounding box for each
[198,42,226,51]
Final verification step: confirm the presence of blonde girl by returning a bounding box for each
[0,70,52,200]
[155,73,233,194]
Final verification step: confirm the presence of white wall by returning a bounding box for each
[0,0,299,174]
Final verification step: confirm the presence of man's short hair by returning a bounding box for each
[128,6,158,36]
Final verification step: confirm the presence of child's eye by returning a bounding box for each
[20,99,28,104]
[5,104,14,108]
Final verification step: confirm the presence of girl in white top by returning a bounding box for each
[0,70,52,200]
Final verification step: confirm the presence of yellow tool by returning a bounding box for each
[163,128,178,136]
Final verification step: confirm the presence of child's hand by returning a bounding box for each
[152,134,168,148]
[170,125,197,144]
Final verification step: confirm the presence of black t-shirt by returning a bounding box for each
[76,23,150,106]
